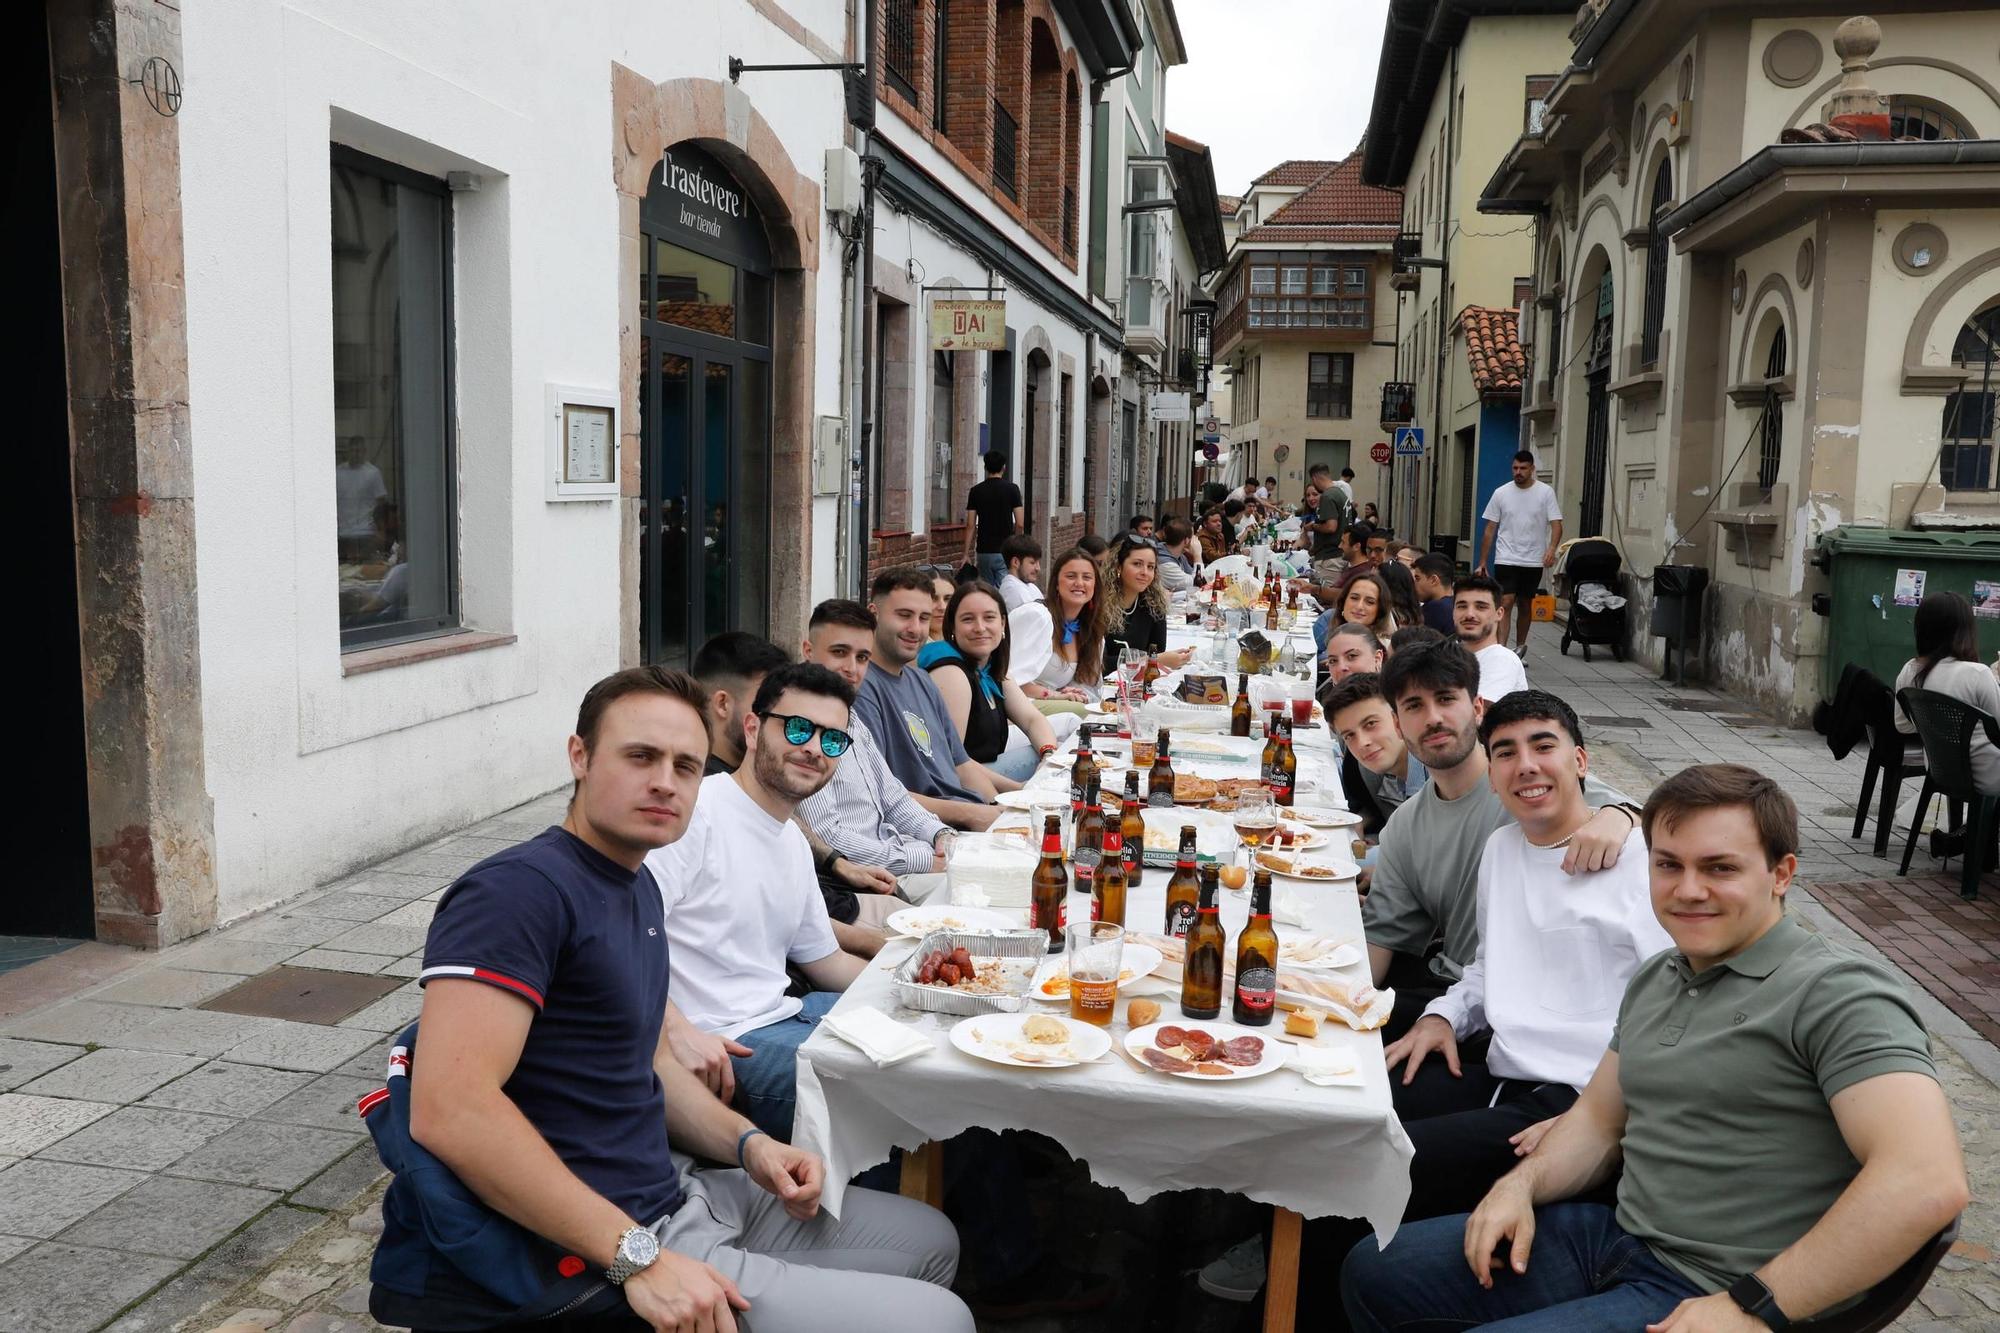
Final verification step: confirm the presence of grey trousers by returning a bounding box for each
[656,1166,972,1332]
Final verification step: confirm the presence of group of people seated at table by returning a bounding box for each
[364,482,1969,1330]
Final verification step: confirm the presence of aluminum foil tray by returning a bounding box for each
[891,929,1049,1016]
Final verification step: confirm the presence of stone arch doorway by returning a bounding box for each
[1574,247,1616,537]
[613,69,821,665]
[1023,347,1054,534]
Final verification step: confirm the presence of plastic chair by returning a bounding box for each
[1849,672,1927,857]
[1896,688,2000,900]
[1794,1217,1959,1332]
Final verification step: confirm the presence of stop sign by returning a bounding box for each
[1369,441,1392,465]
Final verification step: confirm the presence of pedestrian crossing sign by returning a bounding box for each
[1393,427,1425,458]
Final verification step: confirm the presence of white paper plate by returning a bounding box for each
[1265,823,1330,851]
[1289,806,1365,830]
[1028,943,1166,1001]
[1124,1020,1290,1080]
[949,1012,1111,1068]
[1278,939,1364,971]
[995,790,1048,811]
[885,905,1023,938]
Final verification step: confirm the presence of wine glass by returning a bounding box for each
[1232,786,1278,885]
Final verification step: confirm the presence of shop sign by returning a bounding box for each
[930,299,1007,350]
[656,147,759,257]
[1151,391,1191,421]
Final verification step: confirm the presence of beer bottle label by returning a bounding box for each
[1034,898,1067,932]
[1261,758,1287,789]
[1147,788,1175,808]
[1235,967,1277,1015]
[1166,899,1196,938]
[1072,844,1101,870]
[1122,843,1140,876]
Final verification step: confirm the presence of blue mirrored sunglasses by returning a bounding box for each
[760,711,852,758]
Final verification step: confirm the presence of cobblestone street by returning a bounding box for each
[1,635,1996,1331]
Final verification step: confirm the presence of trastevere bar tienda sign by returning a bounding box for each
[930,298,1007,351]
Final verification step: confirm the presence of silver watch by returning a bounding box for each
[604,1225,660,1284]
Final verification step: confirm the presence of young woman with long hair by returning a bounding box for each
[1334,569,1397,642]
[1376,559,1423,630]
[1102,537,1194,671]
[1008,545,1108,702]
[1895,591,2000,794]
[923,582,1063,784]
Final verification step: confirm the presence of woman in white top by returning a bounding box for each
[1895,591,2000,794]
[1008,546,1106,703]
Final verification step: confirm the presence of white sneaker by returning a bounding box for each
[1196,1235,1266,1301]
[1514,642,1529,658]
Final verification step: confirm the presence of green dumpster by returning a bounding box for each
[1817,527,2000,697]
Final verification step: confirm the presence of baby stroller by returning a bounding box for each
[1558,539,1628,662]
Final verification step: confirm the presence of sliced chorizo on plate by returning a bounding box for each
[1218,1036,1264,1066]
[1193,1062,1233,1076]
[1155,1025,1187,1049]
[1142,1047,1195,1073]
[1179,1029,1218,1060]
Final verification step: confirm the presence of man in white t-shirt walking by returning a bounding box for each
[1453,572,1529,702]
[648,661,868,1141]
[1381,688,1671,1220]
[1477,450,1564,653]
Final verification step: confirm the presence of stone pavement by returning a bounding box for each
[0,637,1996,1330]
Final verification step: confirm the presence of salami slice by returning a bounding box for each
[1219,1036,1265,1066]
[1180,1029,1217,1060]
[1194,1062,1233,1076]
[1155,1025,1188,1049]
[1142,1047,1194,1073]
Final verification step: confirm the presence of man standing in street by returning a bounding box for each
[1453,572,1529,702]
[1477,450,1563,655]
[963,451,1023,585]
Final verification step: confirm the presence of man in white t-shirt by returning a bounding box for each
[1477,450,1564,653]
[997,534,1044,611]
[334,436,389,556]
[1453,572,1529,702]
[648,661,868,1140]
[1381,688,1671,1221]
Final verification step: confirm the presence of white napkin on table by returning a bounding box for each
[1272,891,1313,928]
[819,1006,935,1068]
[1286,1044,1364,1087]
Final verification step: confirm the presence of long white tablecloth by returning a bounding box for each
[793,870,1414,1238]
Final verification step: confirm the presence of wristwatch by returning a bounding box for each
[605,1225,660,1285]
[1726,1273,1791,1330]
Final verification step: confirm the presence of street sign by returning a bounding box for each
[1204,416,1221,435]
[1202,441,1219,461]
[929,298,1006,350]
[1393,426,1426,458]
[1369,441,1392,465]
[1151,391,1192,421]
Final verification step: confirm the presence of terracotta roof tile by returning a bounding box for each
[1255,151,1403,227]
[1237,223,1402,244]
[1252,159,1341,187]
[1457,306,1526,396]
[1217,193,1243,215]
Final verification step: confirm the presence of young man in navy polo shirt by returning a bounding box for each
[380,665,970,1332]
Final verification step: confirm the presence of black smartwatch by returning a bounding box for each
[1727,1273,1791,1331]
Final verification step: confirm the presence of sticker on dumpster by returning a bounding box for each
[1893,568,1926,609]
[1975,579,2000,619]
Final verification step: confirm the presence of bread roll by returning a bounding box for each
[1126,998,1161,1028]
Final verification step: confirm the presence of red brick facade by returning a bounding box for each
[876,0,1081,268]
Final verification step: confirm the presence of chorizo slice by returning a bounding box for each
[1180,1029,1218,1060]
[1142,1047,1194,1073]
[1155,1025,1188,1049]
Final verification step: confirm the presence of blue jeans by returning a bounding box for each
[732,990,840,1143]
[988,741,1042,783]
[1343,1202,1703,1332]
[977,552,1007,586]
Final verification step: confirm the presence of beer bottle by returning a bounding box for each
[1120,770,1146,888]
[1070,731,1097,808]
[1163,825,1200,938]
[1148,728,1176,807]
[1265,592,1280,632]
[1181,865,1225,1020]
[1233,870,1279,1025]
[1260,712,1279,776]
[1093,818,1127,926]
[1030,814,1067,954]
[1140,655,1162,698]
[1072,772,1106,898]
[1230,676,1253,738]
[1265,715,1298,807]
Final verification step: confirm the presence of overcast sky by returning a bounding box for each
[1168,0,1391,196]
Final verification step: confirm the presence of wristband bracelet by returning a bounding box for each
[736,1126,767,1170]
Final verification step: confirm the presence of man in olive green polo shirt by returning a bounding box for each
[1344,763,1968,1332]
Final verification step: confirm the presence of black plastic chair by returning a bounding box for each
[1896,688,2000,899]
[1794,1217,1959,1332]
[1851,676,1928,857]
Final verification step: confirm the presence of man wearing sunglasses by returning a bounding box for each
[646,662,871,1143]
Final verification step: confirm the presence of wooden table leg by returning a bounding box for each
[898,1140,945,1208]
[1262,1207,1302,1333]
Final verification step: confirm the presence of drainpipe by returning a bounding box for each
[1425,45,1457,547]
[851,0,880,592]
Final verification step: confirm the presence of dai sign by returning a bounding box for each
[930,299,1007,350]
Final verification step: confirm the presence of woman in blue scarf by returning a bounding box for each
[923,581,1061,785]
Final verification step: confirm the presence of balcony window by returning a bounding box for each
[1250,266,1276,294]
[1888,97,1970,141]
[885,0,918,104]
[1941,302,2000,491]
[1308,352,1353,419]
[992,98,1018,199]
[1311,269,1335,296]
[1282,267,1308,295]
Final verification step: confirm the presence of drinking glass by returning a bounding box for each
[1232,786,1278,882]
[1130,713,1159,770]
[1066,922,1124,1027]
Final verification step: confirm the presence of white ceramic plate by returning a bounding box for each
[949,1012,1112,1068]
[1254,851,1360,884]
[995,790,1046,811]
[1288,806,1365,830]
[885,905,1024,938]
[1028,943,1166,1001]
[1264,823,1330,851]
[1278,938,1364,971]
[1124,1020,1290,1080]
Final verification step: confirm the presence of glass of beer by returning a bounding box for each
[1130,714,1159,770]
[1066,922,1124,1026]
[1233,786,1279,880]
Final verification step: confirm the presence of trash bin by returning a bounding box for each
[1816,527,2000,698]
[1428,534,1461,566]
[1650,565,1711,686]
